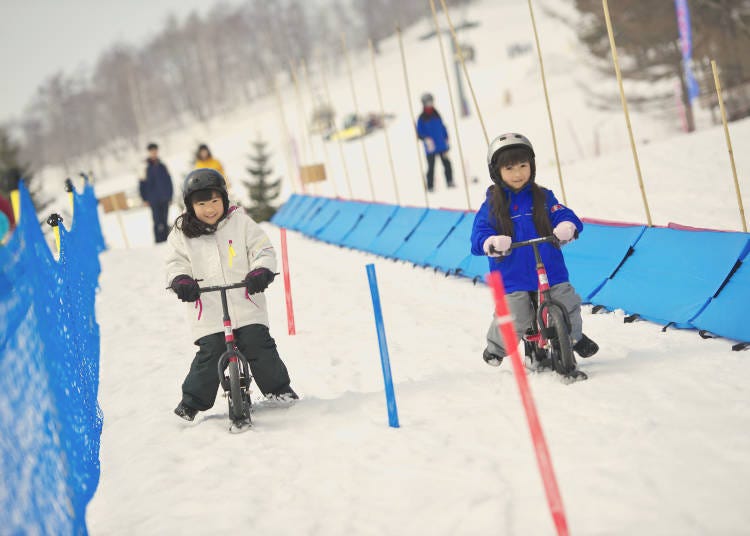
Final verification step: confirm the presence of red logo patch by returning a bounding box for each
[550,204,564,213]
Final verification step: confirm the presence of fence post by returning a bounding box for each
[366,263,400,428]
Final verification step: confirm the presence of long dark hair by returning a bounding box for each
[173,189,222,238]
[195,144,212,160]
[488,146,552,239]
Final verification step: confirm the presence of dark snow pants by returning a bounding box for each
[425,151,454,191]
[485,282,583,357]
[151,201,170,243]
[181,324,292,411]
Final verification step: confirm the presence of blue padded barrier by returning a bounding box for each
[317,200,369,244]
[423,213,474,273]
[456,253,490,282]
[562,223,646,302]
[691,251,750,342]
[270,193,303,227]
[287,196,328,231]
[366,206,428,258]
[298,198,338,236]
[394,209,465,266]
[590,227,750,327]
[341,203,399,250]
[280,195,316,229]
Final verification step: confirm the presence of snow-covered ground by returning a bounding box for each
[63,0,750,533]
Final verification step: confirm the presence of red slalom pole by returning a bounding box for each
[280,228,296,335]
[487,271,569,536]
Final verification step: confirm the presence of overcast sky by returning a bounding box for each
[0,0,245,124]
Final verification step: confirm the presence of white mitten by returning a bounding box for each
[553,221,577,244]
[483,235,512,257]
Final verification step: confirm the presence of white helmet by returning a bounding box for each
[486,132,535,184]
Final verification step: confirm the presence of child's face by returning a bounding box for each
[499,161,531,191]
[192,191,224,225]
[198,149,209,160]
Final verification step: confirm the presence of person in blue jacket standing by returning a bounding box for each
[470,132,598,367]
[416,93,454,192]
[139,142,174,243]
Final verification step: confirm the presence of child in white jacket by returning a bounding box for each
[166,168,296,422]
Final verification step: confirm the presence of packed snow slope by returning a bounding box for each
[73,0,750,533]
[87,226,750,535]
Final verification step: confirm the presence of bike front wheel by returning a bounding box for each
[227,359,247,421]
[546,305,577,375]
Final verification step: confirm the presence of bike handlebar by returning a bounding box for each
[489,235,559,255]
[198,282,248,293]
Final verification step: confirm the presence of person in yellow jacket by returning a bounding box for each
[194,144,231,191]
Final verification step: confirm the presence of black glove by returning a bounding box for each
[244,268,275,295]
[171,275,200,302]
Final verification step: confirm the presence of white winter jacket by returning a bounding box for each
[165,206,276,342]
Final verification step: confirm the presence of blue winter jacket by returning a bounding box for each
[140,159,174,204]
[470,184,583,293]
[416,109,449,155]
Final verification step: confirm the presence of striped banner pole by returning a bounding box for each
[487,271,569,536]
[280,228,296,335]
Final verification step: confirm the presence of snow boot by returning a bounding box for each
[574,334,599,358]
[265,386,299,404]
[482,348,504,367]
[174,401,199,422]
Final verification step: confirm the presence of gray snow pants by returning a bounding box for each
[486,282,583,357]
[181,324,291,411]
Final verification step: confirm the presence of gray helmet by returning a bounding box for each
[182,168,228,215]
[421,92,434,106]
[486,132,535,184]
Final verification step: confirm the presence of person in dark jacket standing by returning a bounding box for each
[416,92,454,192]
[140,142,174,243]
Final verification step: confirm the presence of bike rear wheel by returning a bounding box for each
[546,306,577,375]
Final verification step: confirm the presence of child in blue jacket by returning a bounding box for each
[470,132,598,367]
[416,93,454,192]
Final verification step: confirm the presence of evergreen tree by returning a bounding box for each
[243,137,281,222]
[0,127,47,211]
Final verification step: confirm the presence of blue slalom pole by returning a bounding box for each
[365,263,400,428]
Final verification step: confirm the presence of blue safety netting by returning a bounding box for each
[393,209,465,266]
[1,182,104,535]
[270,193,303,227]
[590,227,750,326]
[423,213,474,273]
[690,249,750,342]
[366,206,428,258]
[562,223,646,302]
[341,203,399,250]
[318,200,369,244]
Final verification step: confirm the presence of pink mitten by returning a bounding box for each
[553,221,577,244]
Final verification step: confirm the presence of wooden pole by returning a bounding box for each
[302,59,338,198]
[428,0,471,211]
[368,39,401,205]
[341,33,376,201]
[272,77,301,194]
[111,194,131,249]
[711,60,747,232]
[288,60,313,165]
[526,0,568,205]
[396,25,429,208]
[320,57,354,199]
[438,0,488,145]
[602,0,653,226]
